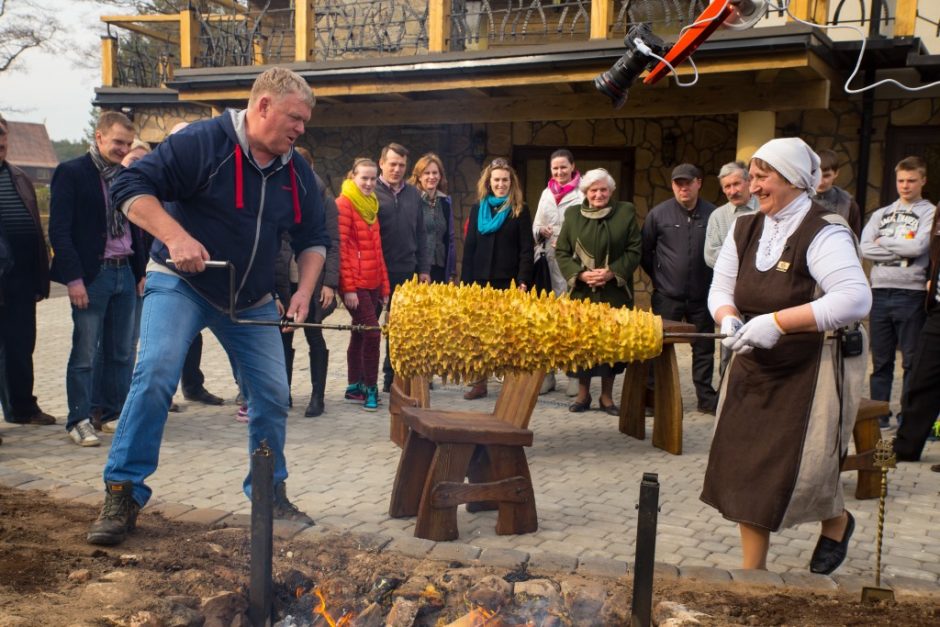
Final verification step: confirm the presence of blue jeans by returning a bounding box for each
[869,288,927,411]
[91,294,143,422]
[65,265,137,430]
[104,272,289,507]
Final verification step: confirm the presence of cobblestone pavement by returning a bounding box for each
[2,292,939,592]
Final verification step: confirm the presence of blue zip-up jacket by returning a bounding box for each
[110,111,329,311]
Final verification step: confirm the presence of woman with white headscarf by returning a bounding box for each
[701,138,871,574]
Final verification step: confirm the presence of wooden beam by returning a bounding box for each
[176,51,815,103]
[101,36,118,87]
[102,20,179,45]
[787,0,830,25]
[180,9,199,69]
[102,13,245,23]
[590,0,615,40]
[295,1,314,62]
[428,0,451,53]
[299,80,830,127]
[894,0,918,37]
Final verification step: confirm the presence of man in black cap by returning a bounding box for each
[641,163,718,413]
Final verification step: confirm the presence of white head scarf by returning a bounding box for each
[752,138,821,197]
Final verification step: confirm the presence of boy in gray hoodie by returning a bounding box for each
[861,156,935,429]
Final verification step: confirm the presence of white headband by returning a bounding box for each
[752,138,822,196]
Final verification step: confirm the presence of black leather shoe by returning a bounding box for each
[183,387,224,406]
[599,402,620,416]
[568,396,592,413]
[810,511,854,574]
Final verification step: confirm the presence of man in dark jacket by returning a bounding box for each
[0,115,54,426]
[894,208,940,468]
[86,68,329,547]
[641,163,718,413]
[49,111,143,446]
[375,142,430,391]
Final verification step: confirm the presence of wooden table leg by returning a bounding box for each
[415,443,476,541]
[853,417,881,500]
[619,360,650,439]
[652,344,683,455]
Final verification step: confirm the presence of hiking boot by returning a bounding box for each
[87,481,140,546]
[273,483,314,526]
[344,382,366,403]
[363,386,379,412]
[69,419,101,447]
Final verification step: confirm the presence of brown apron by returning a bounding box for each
[700,205,845,532]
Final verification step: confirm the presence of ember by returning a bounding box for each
[313,587,353,627]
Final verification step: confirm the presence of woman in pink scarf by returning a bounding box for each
[531,149,584,395]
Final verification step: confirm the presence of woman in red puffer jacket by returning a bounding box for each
[337,158,390,412]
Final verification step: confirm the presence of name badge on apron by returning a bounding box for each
[776,260,791,272]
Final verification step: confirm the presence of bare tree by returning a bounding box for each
[0,0,58,72]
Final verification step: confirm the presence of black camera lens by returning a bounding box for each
[594,24,667,109]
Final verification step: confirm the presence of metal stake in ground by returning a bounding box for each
[249,441,275,626]
[631,472,660,627]
[861,438,896,603]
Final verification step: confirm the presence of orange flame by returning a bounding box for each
[313,587,354,627]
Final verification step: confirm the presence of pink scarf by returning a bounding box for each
[548,171,580,205]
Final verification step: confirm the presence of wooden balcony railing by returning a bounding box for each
[100,0,930,89]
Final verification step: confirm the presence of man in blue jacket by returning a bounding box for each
[87,68,329,546]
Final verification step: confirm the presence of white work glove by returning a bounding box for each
[722,312,785,355]
[720,316,743,338]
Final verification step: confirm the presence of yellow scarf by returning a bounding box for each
[341,179,379,225]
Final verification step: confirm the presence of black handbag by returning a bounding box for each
[532,245,553,295]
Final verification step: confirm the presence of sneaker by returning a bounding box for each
[87,480,140,545]
[236,405,249,423]
[69,419,101,447]
[344,383,366,403]
[273,482,314,526]
[100,420,119,434]
[363,386,379,412]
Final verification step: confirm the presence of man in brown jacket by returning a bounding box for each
[0,114,54,425]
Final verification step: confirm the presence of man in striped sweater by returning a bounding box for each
[0,114,54,426]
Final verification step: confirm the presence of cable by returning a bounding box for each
[772,0,940,94]
[634,37,700,87]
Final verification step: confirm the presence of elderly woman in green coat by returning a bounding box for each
[555,168,642,415]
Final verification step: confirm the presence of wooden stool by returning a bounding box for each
[388,371,544,541]
[388,374,429,448]
[618,320,696,455]
[841,398,889,500]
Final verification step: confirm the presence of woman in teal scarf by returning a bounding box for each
[460,158,534,399]
[555,168,642,415]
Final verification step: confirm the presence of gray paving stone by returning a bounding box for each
[577,556,628,579]
[654,562,680,580]
[729,569,785,588]
[780,571,838,590]
[527,551,578,575]
[386,536,435,558]
[832,573,876,595]
[678,566,732,584]
[146,502,195,519]
[173,508,231,527]
[478,548,529,570]
[429,542,482,563]
[885,575,940,597]
[0,471,38,488]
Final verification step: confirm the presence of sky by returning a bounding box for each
[0,1,135,141]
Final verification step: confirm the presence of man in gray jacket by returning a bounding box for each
[375,142,430,391]
[704,161,758,268]
[861,155,935,429]
[641,163,717,413]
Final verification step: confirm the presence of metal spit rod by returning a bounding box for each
[168,260,728,339]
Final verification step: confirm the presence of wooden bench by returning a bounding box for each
[841,397,889,500]
[389,374,430,448]
[388,371,545,541]
[618,319,697,455]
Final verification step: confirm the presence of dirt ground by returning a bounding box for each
[1,486,938,626]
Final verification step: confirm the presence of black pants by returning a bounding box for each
[383,271,415,386]
[0,278,40,420]
[651,291,717,409]
[894,309,940,460]
[180,333,206,395]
